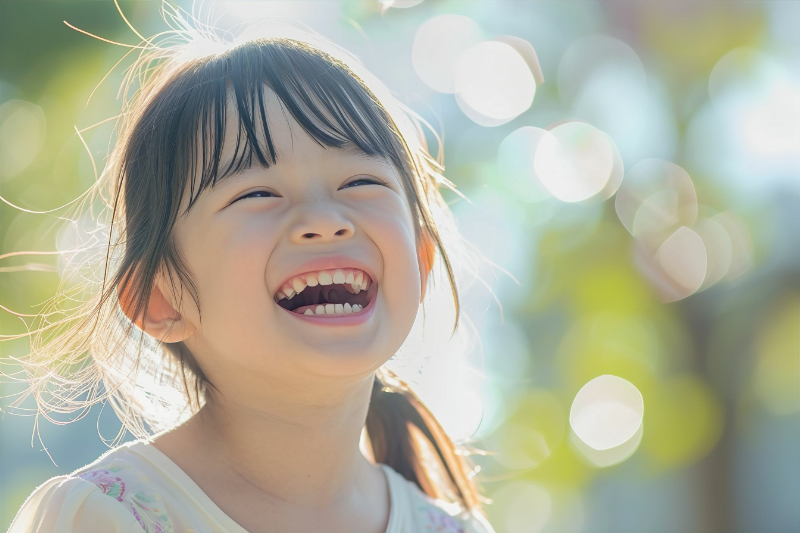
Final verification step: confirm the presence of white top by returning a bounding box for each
[8,440,495,533]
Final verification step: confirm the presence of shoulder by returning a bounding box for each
[8,447,175,533]
[72,456,176,533]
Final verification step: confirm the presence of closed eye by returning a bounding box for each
[234,190,278,202]
[342,177,390,189]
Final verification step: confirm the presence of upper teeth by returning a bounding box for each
[277,268,371,300]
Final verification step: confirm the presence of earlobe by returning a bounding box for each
[117,270,194,343]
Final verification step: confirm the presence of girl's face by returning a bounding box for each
[160,86,425,389]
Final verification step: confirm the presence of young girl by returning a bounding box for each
[6,13,495,533]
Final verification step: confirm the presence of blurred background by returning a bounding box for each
[1,1,798,532]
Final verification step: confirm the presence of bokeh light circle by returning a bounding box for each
[533,121,618,202]
[655,226,708,294]
[616,159,698,248]
[454,40,536,126]
[570,375,644,467]
[570,375,644,450]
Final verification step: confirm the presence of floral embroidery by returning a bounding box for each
[128,489,173,533]
[77,461,175,533]
[78,469,126,501]
[419,504,466,533]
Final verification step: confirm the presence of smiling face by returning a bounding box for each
[156,85,427,389]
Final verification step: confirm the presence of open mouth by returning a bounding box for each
[274,270,377,317]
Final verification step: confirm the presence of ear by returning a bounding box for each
[118,268,195,343]
[418,227,436,302]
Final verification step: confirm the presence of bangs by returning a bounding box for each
[164,39,407,213]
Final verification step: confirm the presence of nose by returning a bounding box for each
[289,205,356,244]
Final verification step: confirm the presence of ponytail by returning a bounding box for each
[365,367,489,516]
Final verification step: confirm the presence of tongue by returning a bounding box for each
[320,285,353,304]
[299,289,369,311]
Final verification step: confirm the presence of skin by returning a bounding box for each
[120,85,433,533]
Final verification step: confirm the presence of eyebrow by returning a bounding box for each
[210,143,393,190]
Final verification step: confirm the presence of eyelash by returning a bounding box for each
[234,177,389,202]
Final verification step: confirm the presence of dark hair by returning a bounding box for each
[2,25,490,517]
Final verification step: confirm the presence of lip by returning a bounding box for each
[277,279,379,326]
[274,254,378,297]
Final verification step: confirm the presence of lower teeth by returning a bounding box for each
[301,303,363,316]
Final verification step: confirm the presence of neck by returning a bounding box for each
[164,374,380,507]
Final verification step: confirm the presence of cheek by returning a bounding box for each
[185,216,280,339]
[359,199,421,312]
